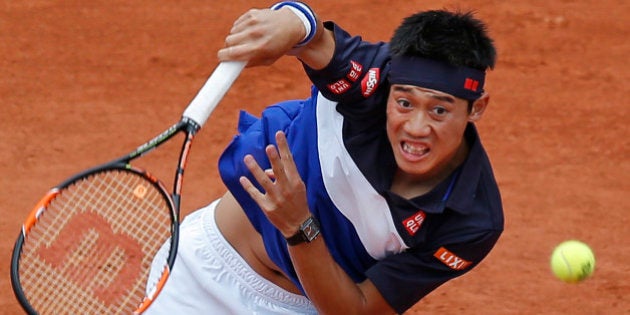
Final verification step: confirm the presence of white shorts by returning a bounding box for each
[144,200,317,315]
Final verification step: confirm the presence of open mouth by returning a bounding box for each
[402,142,429,158]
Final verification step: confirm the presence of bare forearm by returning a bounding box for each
[288,236,395,315]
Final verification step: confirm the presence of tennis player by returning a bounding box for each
[146,2,503,314]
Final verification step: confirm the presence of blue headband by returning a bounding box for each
[389,56,486,100]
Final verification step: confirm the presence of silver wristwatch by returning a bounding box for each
[286,216,320,246]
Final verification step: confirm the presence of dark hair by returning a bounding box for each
[389,10,496,71]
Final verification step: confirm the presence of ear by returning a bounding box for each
[468,93,490,123]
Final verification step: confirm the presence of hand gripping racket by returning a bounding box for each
[10,61,246,315]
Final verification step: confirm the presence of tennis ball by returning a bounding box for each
[550,240,595,283]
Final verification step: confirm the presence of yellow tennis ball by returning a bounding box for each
[550,240,595,283]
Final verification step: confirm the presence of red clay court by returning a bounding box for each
[1,1,628,314]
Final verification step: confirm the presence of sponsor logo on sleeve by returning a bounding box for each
[327,79,351,95]
[347,60,363,82]
[361,68,380,98]
[433,247,472,271]
[402,210,426,236]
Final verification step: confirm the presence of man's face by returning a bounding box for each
[386,84,487,181]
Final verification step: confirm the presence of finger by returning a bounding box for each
[265,144,288,184]
[239,175,263,201]
[219,9,265,62]
[275,131,300,177]
[230,9,261,33]
[219,33,277,65]
[243,154,275,193]
[264,168,276,179]
[218,31,254,61]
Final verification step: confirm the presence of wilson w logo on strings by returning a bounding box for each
[34,212,144,304]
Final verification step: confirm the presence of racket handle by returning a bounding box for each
[183,61,246,127]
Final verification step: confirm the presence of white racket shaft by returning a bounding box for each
[183,61,246,127]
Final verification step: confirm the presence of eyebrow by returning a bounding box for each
[392,85,456,103]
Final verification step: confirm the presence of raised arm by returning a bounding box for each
[217,3,334,70]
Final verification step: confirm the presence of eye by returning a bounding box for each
[396,98,412,108]
[431,106,448,116]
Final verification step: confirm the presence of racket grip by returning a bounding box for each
[183,61,246,127]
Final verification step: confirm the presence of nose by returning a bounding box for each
[404,111,431,137]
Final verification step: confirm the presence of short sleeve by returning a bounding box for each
[365,229,501,314]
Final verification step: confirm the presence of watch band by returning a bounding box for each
[286,215,320,246]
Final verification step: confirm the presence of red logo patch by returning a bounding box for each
[361,68,380,97]
[434,247,472,270]
[347,60,363,82]
[402,210,426,236]
[327,79,351,95]
[464,78,479,91]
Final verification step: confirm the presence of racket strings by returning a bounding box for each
[19,169,173,314]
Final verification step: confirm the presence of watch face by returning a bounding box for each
[302,217,320,241]
[287,216,320,245]
[303,224,318,240]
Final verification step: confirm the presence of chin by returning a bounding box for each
[395,157,433,178]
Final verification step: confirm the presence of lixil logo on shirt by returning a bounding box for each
[402,210,425,236]
[434,247,472,271]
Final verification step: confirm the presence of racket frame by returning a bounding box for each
[10,118,200,314]
[11,60,246,314]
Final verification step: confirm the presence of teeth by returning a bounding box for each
[403,142,428,155]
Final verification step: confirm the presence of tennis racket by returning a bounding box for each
[10,60,246,315]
